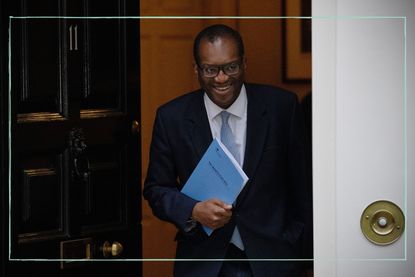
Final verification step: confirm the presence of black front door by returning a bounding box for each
[1,1,141,276]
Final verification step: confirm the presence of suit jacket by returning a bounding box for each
[143,83,311,277]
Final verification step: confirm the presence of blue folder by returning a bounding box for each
[181,138,249,235]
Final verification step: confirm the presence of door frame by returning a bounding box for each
[1,0,11,274]
[312,1,337,275]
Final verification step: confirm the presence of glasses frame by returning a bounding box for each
[197,60,242,78]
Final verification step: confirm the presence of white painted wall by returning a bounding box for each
[313,0,415,276]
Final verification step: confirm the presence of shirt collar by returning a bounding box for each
[204,84,247,121]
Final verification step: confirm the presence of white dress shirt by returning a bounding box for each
[203,84,247,167]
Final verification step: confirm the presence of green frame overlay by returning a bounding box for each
[8,16,407,262]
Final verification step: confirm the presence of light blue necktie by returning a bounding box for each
[220,111,240,163]
[220,111,244,250]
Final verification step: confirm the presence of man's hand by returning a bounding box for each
[191,199,232,230]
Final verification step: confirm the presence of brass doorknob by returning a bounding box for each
[131,120,140,135]
[101,241,123,257]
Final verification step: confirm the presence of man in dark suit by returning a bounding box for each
[143,24,311,277]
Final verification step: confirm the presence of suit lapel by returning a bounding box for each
[243,86,268,177]
[186,91,213,159]
[238,85,268,204]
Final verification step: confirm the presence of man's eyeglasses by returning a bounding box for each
[198,60,242,78]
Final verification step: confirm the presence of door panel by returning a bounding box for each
[81,20,123,110]
[14,150,68,259]
[81,0,126,111]
[19,161,63,233]
[80,146,124,229]
[18,154,65,239]
[16,19,63,114]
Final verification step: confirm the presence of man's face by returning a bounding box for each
[195,37,246,109]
